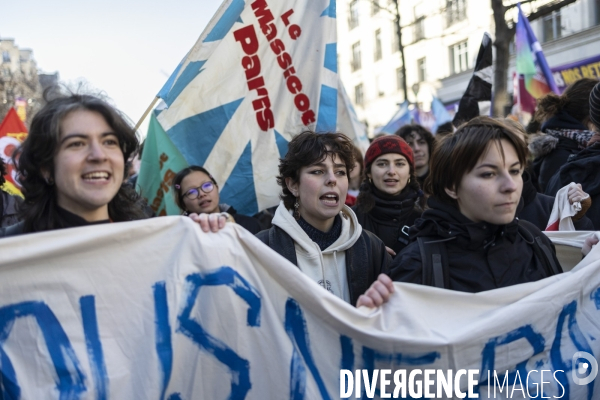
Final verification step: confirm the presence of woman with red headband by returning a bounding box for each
[353,135,425,256]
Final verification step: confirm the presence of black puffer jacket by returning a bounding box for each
[545,143,600,230]
[390,198,562,292]
[353,187,423,254]
[518,170,594,231]
[256,226,391,306]
[530,111,591,193]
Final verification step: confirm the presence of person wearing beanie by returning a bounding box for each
[353,135,425,255]
[529,78,598,193]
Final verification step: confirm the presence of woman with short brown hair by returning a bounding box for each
[358,117,598,307]
[257,131,391,306]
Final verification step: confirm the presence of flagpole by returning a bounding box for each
[135,96,159,132]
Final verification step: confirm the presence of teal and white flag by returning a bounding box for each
[138,0,366,216]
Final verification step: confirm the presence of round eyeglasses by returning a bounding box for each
[184,181,215,199]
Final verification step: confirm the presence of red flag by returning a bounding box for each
[0,108,28,195]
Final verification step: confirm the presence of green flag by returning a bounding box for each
[137,111,188,216]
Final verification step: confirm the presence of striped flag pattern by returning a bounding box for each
[138,0,367,216]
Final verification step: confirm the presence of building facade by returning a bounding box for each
[0,38,43,124]
[337,0,600,136]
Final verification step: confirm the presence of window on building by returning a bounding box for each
[355,83,364,106]
[543,11,562,42]
[446,0,467,26]
[349,0,359,29]
[391,22,400,53]
[596,0,600,25]
[372,0,380,16]
[450,40,469,74]
[414,8,425,42]
[2,51,10,63]
[417,58,426,82]
[351,42,362,72]
[396,67,404,92]
[374,29,382,61]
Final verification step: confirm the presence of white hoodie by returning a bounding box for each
[271,201,363,302]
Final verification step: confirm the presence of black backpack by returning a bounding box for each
[418,221,561,288]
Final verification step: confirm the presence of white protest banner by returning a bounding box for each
[0,219,599,399]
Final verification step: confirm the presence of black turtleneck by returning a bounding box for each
[56,206,111,228]
[416,170,429,191]
[297,215,342,251]
[353,185,422,254]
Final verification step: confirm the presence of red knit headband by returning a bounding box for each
[364,135,414,169]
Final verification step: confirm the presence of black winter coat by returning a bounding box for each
[390,198,562,293]
[545,143,600,229]
[530,111,590,193]
[531,136,580,193]
[256,226,391,306]
[518,171,594,231]
[224,206,264,234]
[353,187,422,254]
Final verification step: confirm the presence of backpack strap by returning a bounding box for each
[418,237,450,288]
[517,221,561,277]
[534,237,561,276]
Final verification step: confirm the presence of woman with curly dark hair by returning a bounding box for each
[395,124,435,189]
[256,131,392,307]
[353,135,424,255]
[0,92,149,236]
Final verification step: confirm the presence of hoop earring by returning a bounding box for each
[293,198,300,220]
[45,176,54,186]
[408,177,411,184]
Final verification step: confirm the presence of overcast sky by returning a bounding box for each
[2,0,222,134]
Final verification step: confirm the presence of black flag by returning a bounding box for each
[452,32,493,127]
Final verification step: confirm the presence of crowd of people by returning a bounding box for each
[1,79,600,310]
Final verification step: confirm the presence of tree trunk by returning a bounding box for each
[391,0,407,102]
[493,38,511,117]
[491,0,512,117]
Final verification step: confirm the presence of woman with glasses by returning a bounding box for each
[172,166,263,234]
